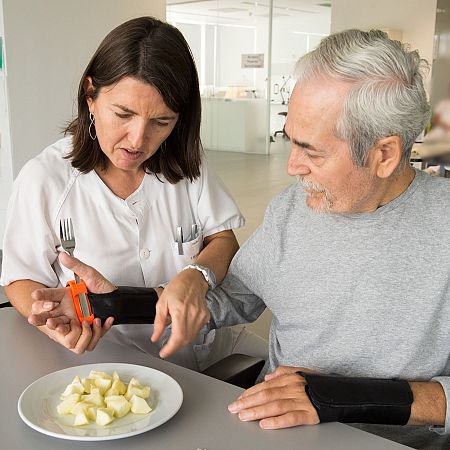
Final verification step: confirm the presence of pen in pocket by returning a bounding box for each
[190,223,198,241]
[176,226,184,255]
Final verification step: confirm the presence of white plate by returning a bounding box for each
[18,363,183,441]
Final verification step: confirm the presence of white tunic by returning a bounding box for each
[1,136,245,370]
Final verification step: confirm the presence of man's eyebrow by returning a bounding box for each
[112,103,177,120]
[283,126,320,152]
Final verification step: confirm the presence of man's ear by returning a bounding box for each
[83,76,95,111]
[370,136,403,178]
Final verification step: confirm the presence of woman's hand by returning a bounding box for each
[227,366,320,429]
[151,268,210,358]
[151,230,238,358]
[28,252,115,354]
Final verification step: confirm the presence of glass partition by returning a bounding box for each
[269,1,330,153]
[167,0,271,154]
[167,1,330,154]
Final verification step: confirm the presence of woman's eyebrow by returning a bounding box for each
[112,103,177,120]
[112,103,136,114]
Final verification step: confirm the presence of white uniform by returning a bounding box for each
[1,136,267,370]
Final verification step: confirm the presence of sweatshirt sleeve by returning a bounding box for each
[430,376,450,435]
[206,263,267,329]
[205,194,281,328]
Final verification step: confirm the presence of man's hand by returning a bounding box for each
[151,268,210,358]
[227,366,320,429]
[28,252,115,354]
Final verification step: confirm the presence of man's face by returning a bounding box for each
[285,77,381,214]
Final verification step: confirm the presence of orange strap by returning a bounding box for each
[66,279,94,324]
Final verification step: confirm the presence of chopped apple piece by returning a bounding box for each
[61,376,85,397]
[96,407,114,426]
[70,401,91,415]
[104,386,119,397]
[87,406,98,421]
[113,378,127,395]
[81,392,105,407]
[89,370,112,380]
[95,377,112,395]
[105,378,126,396]
[129,377,141,386]
[130,394,152,414]
[105,395,131,418]
[81,378,97,394]
[60,383,84,398]
[57,393,81,415]
[74,411,89,426]
[125,384,150,400]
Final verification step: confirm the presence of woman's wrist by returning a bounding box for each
[180,268,209,294]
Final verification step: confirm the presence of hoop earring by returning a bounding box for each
[88,112,97,140]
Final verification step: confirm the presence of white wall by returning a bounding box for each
[331,0,437,89]
[0,0,165,245]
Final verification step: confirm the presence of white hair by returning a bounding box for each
[295,29,431,166]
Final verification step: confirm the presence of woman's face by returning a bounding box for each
[86,76,179,174]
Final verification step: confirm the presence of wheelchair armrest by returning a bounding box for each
[201,353,266,389]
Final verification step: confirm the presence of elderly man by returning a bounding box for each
[196,29,450,444]
[29,30,450,447]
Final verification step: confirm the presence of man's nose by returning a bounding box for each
[287,148,311,176]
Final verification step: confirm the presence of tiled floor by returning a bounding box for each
[0,139,294,338]
[205,142,293,245]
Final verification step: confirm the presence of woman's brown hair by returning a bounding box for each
[65,16,202,183]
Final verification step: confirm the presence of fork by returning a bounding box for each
[59,218,90,318]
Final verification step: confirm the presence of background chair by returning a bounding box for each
[202,353,265,389]
[273,111,288,139]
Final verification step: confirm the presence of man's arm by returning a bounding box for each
[31,235,265,358]
[228,366,447,429]
[5,279,46,317]
[408,381,446,426]
[206,270,267,331]
[12,253,114,353]
[5,279,110,353]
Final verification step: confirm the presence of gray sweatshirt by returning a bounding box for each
[206,169,450,448]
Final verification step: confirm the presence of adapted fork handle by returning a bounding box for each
[66,280,95,324]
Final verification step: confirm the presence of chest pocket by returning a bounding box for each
[171,234,203,272]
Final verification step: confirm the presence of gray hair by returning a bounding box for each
[295,29,431,166]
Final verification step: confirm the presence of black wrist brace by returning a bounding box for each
[89,286,158,325]
[300,372,413,425]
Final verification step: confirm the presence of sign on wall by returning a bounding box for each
[241,53,264,68]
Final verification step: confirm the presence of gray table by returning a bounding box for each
[0,308,409,450]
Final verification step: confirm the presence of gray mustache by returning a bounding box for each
[296,176,327,193]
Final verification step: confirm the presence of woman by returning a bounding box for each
[1,17,267,371]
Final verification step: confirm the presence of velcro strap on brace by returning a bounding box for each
[89,286,158,325]
[299,372,413,425]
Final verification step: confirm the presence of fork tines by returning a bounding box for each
[59,218,75,242]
